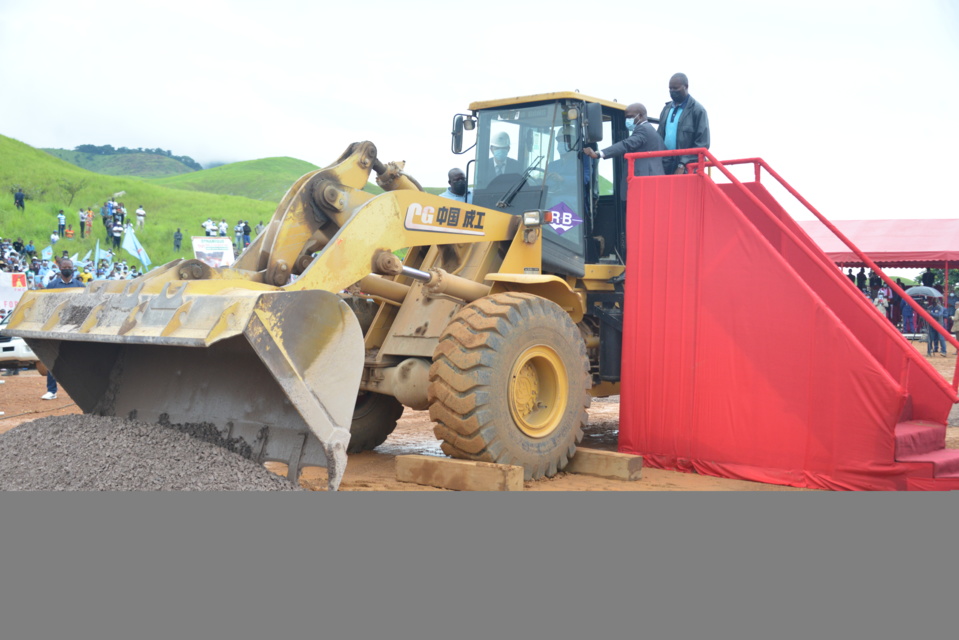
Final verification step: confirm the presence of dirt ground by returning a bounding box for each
[2,336,957,491]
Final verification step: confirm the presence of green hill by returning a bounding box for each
[152,157,321,202]
[1,134,275,268]
[42,148,197,179]
[5,133,614,274]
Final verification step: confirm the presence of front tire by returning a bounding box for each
[348,391,404,453]
[428,292,590,480]
[341,294,404,453]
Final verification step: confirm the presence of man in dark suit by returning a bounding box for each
[480,131,522,187]
[583,102,665,178]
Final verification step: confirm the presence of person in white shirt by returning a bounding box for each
[135,205,146,229]
[112,221,123,249]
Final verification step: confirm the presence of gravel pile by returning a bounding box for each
[0,415,302,491]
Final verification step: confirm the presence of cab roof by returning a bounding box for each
[468,91,626,112]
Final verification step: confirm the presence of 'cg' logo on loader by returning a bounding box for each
[405,203,485,236]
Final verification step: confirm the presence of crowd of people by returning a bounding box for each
[2,193,152,288]
[846,267,959,357]
[0,248,90,401]
[198,218,265,253]
[2,238,144,289]
[38,199,148,250]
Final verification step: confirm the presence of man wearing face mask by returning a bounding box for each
[483,131,522,186]
[439,168,473,203]
[584,103,666,180]
[658,73,710,175]
[40,259,84,400]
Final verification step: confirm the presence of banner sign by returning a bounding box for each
[191,236,235,268]
[0,272,29,312]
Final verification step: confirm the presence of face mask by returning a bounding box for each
[450,179,467,196]
[61,268,73,279]
[492,148,509,162]
[625,118,636,133]
[670,90,685,104]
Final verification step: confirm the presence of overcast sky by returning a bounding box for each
[2,0,958,223]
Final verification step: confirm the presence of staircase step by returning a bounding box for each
[898,449,959,477]
[895,421,946,456]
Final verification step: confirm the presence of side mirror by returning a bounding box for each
[452,115,465,154]
[451,114,477,154]
[584,103,603,143]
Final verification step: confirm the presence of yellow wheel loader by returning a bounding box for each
[7,92,634,489]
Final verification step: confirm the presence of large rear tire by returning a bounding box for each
[348,391,404,453]
[428,292,590,480]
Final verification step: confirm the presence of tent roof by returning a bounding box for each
[798,219,959,267]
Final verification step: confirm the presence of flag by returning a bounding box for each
[121,229,152,268]
[70,253,79,262]
[41,246,53,260]
[94,240,110,270]
[82,250,92,261]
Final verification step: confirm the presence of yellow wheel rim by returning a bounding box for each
[508,345,568,438]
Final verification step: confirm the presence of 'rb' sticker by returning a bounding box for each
[548,202,583,236]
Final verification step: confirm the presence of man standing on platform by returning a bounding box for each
[658,73,710,175]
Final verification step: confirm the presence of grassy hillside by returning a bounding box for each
[4,133,614,275]
[152,157,320,201]
[42,148,196,179]
[151,157,434,200]
[1,134,275,268]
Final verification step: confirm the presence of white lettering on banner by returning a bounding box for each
[404,203,485,236]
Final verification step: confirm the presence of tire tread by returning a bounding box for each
[428,292,591,480]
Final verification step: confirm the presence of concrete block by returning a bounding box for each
[565,448,643,481]
[395,455,524,491]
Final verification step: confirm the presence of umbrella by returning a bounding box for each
[905,286,942,298]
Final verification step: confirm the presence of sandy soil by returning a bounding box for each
[3,337,957,491]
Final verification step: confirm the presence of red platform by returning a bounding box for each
[618,152,959,491]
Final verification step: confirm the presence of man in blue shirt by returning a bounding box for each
[439,168,472,203]
[658,73,710,175]
[926,297,949,356]
[40,259,84,400]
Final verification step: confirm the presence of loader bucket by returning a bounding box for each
[7,284,364,490]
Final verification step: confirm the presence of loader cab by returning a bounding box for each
[454,92,632,278]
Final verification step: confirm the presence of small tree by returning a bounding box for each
[930,268,959,292]
[57,178,88,207]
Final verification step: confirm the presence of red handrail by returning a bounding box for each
[701,156,959,390]
[625,148,959,394]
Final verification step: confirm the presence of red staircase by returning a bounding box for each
[618,151,959,491]
[895,422,959,484]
